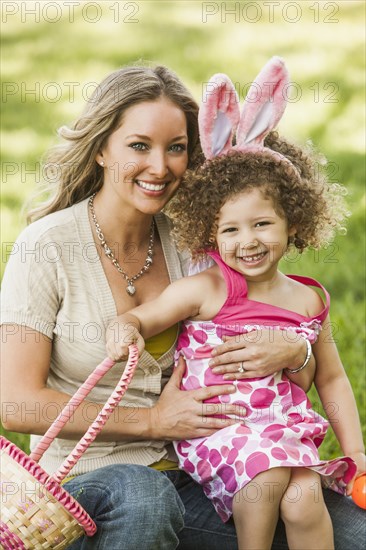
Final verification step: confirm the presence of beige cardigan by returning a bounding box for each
[1,198,190,475]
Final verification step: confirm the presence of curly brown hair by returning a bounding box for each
[166,132,349,257]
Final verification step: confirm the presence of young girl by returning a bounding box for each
[106,58,365,550]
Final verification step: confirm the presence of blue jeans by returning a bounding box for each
[64,465,365,549]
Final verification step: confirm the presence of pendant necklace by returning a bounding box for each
[89,193,154,296]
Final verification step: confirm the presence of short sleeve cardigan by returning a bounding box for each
[1,197,190,475]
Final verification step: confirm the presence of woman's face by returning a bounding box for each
[97,97,189,214]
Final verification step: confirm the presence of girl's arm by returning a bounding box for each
[106,270,216,361]
[313,314,365,492]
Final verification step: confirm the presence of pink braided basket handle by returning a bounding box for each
[1,346,139,545]
[30,345,139,482]
[0,435,97,537]
[0,520,26,549]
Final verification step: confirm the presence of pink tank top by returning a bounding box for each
[207,250,330,333]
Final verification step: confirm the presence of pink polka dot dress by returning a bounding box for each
[174,251,356,522]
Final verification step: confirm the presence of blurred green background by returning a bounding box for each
[1,1,365,457]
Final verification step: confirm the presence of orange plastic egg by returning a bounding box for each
[352,474,366,510]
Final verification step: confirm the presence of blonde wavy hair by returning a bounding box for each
[28,64,199,222]
[167,132,349,257]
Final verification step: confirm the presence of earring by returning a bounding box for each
[99,161,104,166]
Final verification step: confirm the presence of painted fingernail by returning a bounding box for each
[208,359,216,366]
[227,385,236,392]
[211,367,220,374]
[223,375,233,380]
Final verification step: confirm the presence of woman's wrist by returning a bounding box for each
[144,405,162,440]
[285,338,312,374]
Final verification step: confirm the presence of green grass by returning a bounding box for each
[1,1,365,458]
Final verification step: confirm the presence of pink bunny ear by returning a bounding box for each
[199,74,240,159]
[236,56,289,149]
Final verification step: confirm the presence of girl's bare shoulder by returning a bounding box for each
[189,264,227,320]
[284,275,326,318]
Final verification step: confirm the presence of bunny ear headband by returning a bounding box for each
[199,56,295,168]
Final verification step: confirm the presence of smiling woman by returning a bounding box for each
[27,65,199,224]
[94,98,188,217]
[1,63,364,550]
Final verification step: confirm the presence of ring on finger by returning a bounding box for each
[237,361,246,374]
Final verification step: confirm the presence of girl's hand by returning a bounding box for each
[106,319,145,361]
[209,329,312,380]
[149,356,246,440]
[346,452,366,496]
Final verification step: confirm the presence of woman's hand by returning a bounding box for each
[149,357,246,440]
[209,329,313,380]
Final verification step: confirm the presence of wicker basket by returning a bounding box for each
[0,345,139,549]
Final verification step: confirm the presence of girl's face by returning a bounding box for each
[96,97,188,214]
[216,188,295,282]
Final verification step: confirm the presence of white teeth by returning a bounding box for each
[240,252,266,263]
[136,180,167,191]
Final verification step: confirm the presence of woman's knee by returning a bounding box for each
[66,464,184,550]
[98,464,184,516]
[66,464,185,540]
[119,465,184,513]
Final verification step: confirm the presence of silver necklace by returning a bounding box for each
[89,193,154,296]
